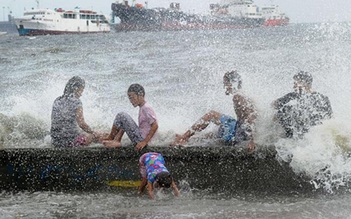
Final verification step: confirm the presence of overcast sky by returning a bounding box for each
[1,0,351,23]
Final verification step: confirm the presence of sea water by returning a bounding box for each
[1,23,351,218]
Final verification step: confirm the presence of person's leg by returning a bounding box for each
[109,112,144,145]
[190,110,222,131]
[103,124,123,147]
[115,129,125,142]
[106,124,119,140]
[171,110,222,146]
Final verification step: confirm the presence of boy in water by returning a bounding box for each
[138,152,180,199]
[171,71,257,152]
[103,84,158,151]
[272,71,333,138]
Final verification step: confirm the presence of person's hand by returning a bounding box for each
[247,140,255,154]
[135,141,147,151]
[138,186,144,195]
[171,181,180,197]
[92,131,100,141]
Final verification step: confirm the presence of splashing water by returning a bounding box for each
[1,23,351,195]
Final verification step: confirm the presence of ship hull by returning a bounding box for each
[111,3,265,31]
[264,18,289,27]
[17,27,110,36]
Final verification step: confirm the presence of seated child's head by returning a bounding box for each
[155,171,172,188]
[128,83,145,97]
[127,83,146,107]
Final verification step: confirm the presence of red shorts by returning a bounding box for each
[73,134,87,147]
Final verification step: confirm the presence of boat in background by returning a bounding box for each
[261,5,289,26]
[111,0,289,31]
[209,0,265,27]
[14,8,110,36]
[111,0,265,31]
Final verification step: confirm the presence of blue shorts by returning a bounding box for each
[217,115,237,142]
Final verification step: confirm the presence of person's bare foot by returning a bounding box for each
[102,140,121,148]
[170,134,188,146]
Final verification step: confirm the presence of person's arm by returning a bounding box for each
[272,92,296,110]
[76,106,96,135]
[323,95,333,119]
[245,120,256,153]
[138,177,147,195]
[171,180,180,197]
[147,181,154,200]
[135,121,158,151]
[138,157,147,194]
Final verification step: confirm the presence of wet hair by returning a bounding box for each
[128,83,145,97]
[62,76,85,98]
[155,171,172,188]
[293,71,313,86]
[223,70,242,89]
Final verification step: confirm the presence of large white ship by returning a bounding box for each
[210,0,262,20]
[15,8,110,36]
[211,0,289,27]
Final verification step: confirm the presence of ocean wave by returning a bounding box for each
[0,113,49,148]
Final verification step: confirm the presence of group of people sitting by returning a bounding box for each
[50,70,333,199]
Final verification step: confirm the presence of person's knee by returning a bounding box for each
[205,110,220,120]
[116,111,128,119]
[115,111,133,123]
[114,112,130,128]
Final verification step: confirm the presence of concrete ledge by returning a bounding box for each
[0,146,314,194]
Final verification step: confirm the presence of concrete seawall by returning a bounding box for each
[0,146,315,194]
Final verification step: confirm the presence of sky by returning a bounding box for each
[1,0,351,23]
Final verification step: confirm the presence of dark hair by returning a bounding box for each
[223,70,242,89]
[155,171,172,188]
[293,71,313,85]
[62,76,85,98]
[128,83,145,97]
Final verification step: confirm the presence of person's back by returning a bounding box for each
[50,76,99,148]
[138,152,179,199]
[138,102,157,141]
[233,90,257,143]
[51,95,82,147]
[142,152,169,182]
